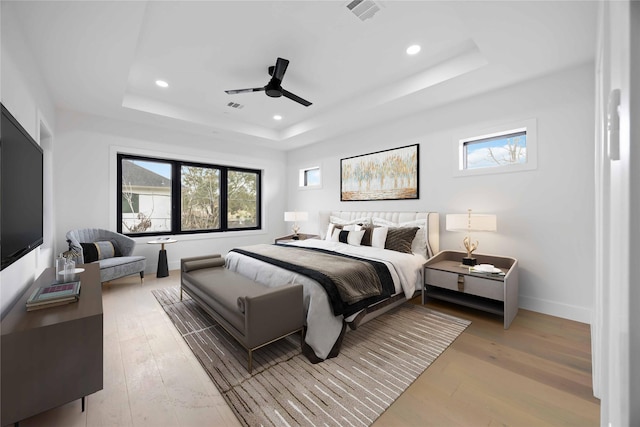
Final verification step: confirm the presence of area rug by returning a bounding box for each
[153,287,470,426]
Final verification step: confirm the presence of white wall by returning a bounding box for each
[0,2,57,316]
[593,0,639,424]
[286,63,595,324]
[52,110,288,273]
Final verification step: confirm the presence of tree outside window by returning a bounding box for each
[181,165,220,231]
[227,170,258,228]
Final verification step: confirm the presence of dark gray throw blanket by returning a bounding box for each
[230,244,395,317]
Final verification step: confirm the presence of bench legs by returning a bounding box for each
[246,327,304,374]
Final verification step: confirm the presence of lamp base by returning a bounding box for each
[291,234,300,240]
[462,257,477,266]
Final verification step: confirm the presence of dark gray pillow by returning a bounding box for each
[360,225,375,246]
[385,227,419,254]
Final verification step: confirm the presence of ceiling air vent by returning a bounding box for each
[346,0,380,21]
[227,102,244,109]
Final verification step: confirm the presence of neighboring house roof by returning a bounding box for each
[122,159,171,188]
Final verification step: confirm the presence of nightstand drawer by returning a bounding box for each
[425,269,504,301]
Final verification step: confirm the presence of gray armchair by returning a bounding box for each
[66,228,146,283]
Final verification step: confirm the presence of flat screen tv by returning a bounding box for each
[1,103,44,271]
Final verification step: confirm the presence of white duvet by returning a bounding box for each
[225,239,427,360]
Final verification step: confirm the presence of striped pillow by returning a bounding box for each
[384,227,419,254]
[81,240,121,263]
[331,229,365,246]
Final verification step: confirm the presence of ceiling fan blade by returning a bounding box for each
[281,89,312,107]
[272,58,289,81]
[225,87,265,95]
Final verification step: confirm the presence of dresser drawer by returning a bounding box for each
[424,268,504,301]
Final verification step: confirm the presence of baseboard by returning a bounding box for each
[519,295,592,325]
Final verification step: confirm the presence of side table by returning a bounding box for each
[275,233,320,244]
[147,238,177,278]
[423,250,519,329]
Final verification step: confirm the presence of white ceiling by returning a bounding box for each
[9,1,597,150]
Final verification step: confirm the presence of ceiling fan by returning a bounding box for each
[225,57,312,107]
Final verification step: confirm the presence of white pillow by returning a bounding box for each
[325,223,335,241]
[329,216,371,226]
[371,217,395,227]
[331,228,365,246]
[370,226,388,248]
[325,223,362,240]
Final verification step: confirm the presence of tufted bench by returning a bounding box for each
[180,254,304,373]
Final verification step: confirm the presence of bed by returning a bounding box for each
[225,211,439,362]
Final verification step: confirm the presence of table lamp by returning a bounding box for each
[284,211,308,239]
[446,209,497,266]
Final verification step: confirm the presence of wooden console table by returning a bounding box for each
[1,263,103,426]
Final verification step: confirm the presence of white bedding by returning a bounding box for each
[225,239,427,360]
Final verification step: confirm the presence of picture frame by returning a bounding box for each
[340,144,419,201]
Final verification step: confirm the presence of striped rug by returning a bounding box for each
[153,287,470,426]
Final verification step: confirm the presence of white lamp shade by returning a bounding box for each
[284,211,308,222]
[446,213,497,232]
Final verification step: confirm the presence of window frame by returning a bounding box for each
[453,118,538,177]
[117,153,262,237]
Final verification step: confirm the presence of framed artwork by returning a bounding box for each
[340,144,419,201]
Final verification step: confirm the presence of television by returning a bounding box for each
[1,103,44,271]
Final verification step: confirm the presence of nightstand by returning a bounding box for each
[275,233,320,244]
[423,250,519,329]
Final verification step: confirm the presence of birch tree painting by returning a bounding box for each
[341,144,419,201]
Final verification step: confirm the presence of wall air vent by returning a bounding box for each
[346,0,381,21]
[227,102,244,109]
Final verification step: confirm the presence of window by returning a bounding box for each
[227,169,259,228]
[120,158,172,233]
[454,119,537,176]
[181,164,220,231]
[117,154,261,236]
[463,130,526,170]
[299,166,321,188]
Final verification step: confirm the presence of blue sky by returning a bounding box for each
[466,135,526,169]
[134,160,172,179]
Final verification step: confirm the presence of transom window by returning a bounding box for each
[117,154,261,236]
[454,119,537,176]
[463,130,527,170]
[299,166,321,188]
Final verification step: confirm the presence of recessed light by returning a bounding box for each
[273,115,282,121]
[406,44,421,55]
[155,80,169,88]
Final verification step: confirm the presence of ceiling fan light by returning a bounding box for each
[406,44,421,55]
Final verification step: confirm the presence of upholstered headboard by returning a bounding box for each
[318,211,440,258]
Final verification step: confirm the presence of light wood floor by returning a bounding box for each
[375,298,600,426]
[17,272,599,426]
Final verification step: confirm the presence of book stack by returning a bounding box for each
[26,281,81,311]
